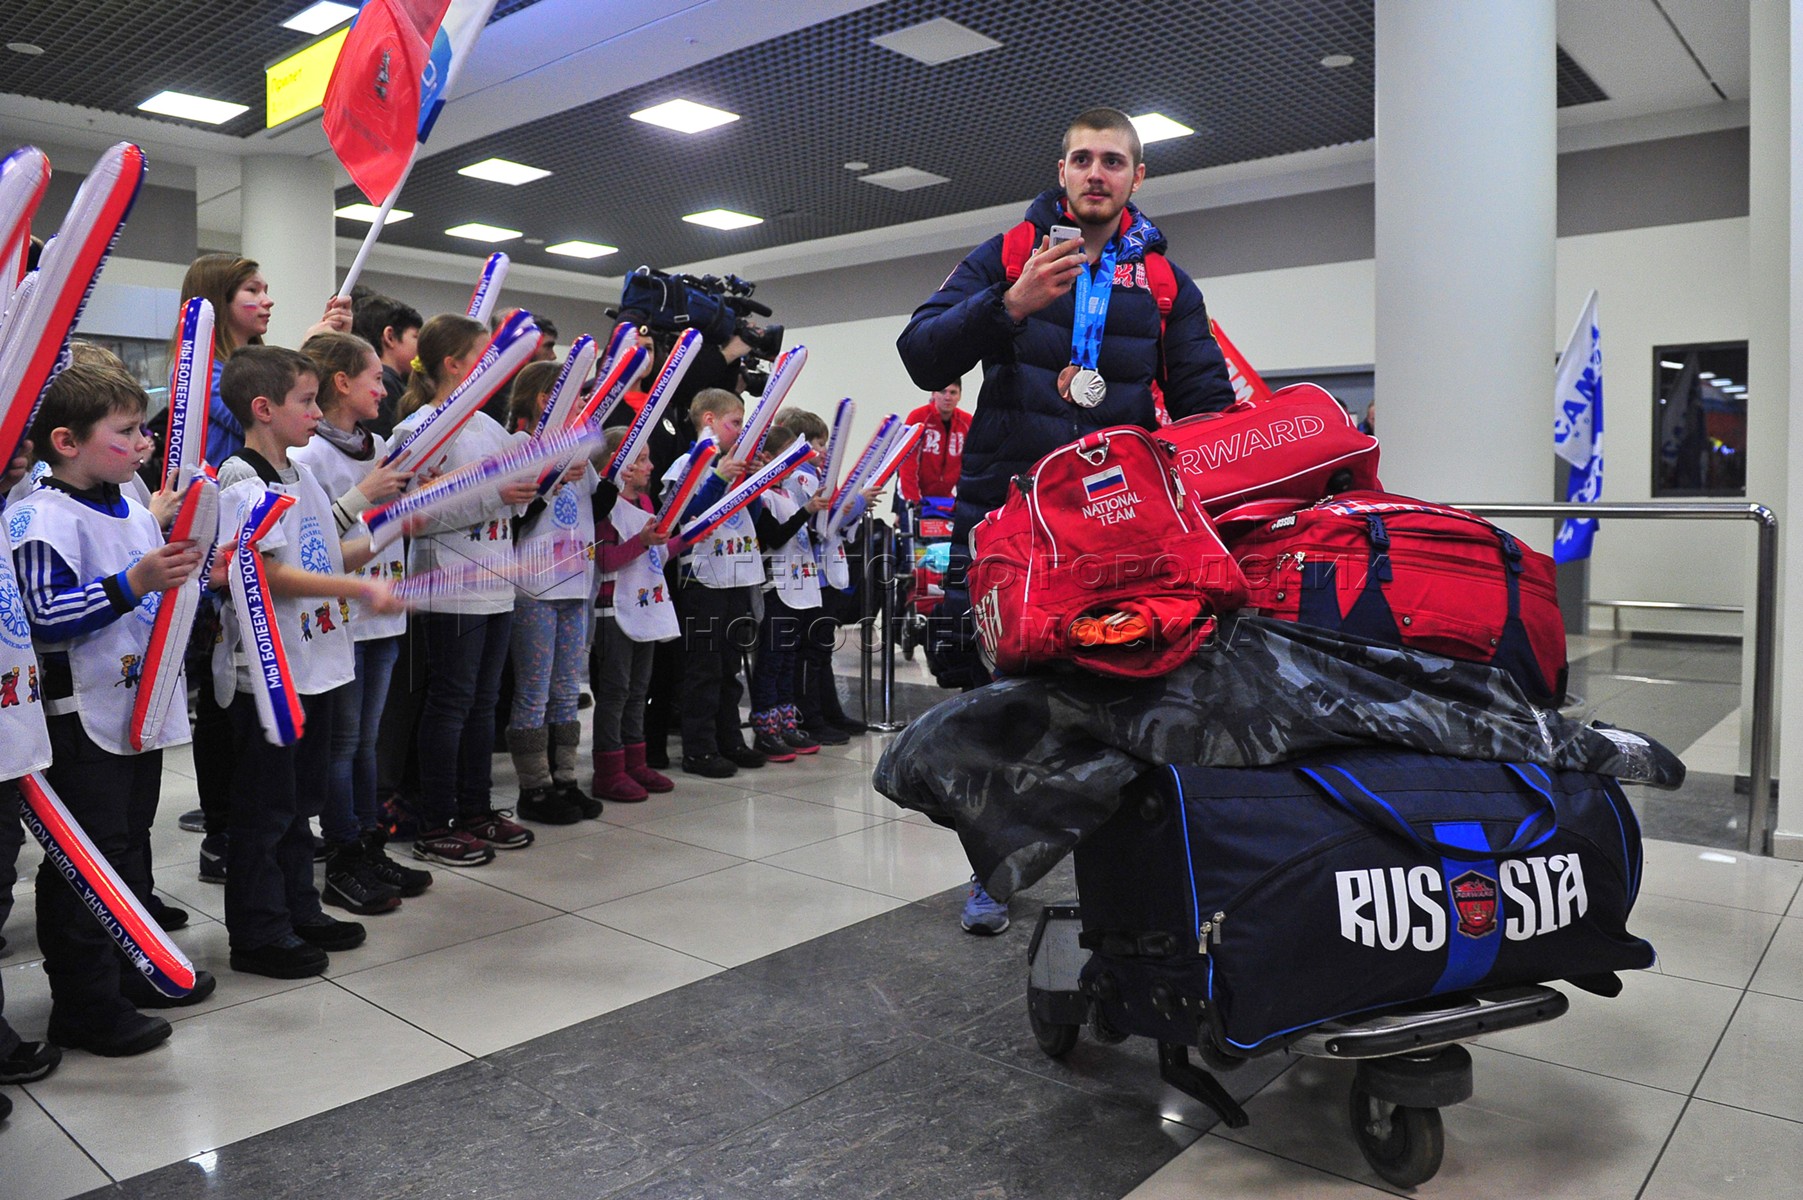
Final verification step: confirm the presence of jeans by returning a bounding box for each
[509,597,588,730]
[417,610,513,827]
[592,617,656,752]
[750,594,809,713]
[324,635,401,843]
[225,690,333,950]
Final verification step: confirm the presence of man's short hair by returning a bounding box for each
[29,363,148,463]
[351,292,423,350]
[773,408,828,442]
[1063,107,1142,167]
[220,346,318,429]
[689,387,744,425]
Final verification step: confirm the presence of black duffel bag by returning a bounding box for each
[1074,746,1656,1056]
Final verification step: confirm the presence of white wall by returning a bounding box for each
[781,314,982,452]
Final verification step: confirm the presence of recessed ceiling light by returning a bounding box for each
[872,17,1001,65]
[334,203,413,225]
[545,240,618,259]
[6,42,45,56]
[457,157,552,185]
[630,99,739,134]
[445,222,523,243]
[1129,113,1194,145]
[1320,53,1356,69]
[137,90,250,125]
[682,208,763,231]
[1659,360,1684,370]
[282,2,357,35]
[858,166,950,192]
[844,161,870,172]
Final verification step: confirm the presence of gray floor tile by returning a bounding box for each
[1641,1099,1803,1200]
[1695,990,1803,1122]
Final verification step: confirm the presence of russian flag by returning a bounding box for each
[1083,466,1128,501]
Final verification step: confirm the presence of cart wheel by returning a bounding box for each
[1349,1083,1443,1188]
[1088,1006,1130,1046]
[1028,1005,1079,1058]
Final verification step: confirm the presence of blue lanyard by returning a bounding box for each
[1069,238,1119,370]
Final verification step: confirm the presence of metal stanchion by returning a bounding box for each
[873,516,907,732]
[858,511,875,726]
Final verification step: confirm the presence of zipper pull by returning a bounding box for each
[1198,917,1212,955]
[1212,912,1225,945]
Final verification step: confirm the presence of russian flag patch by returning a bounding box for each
[1082,466,1128,501]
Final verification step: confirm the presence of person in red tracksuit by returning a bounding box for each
[898,382,970,505]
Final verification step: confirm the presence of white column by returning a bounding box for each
[239,155,337,350]
[1373,0,1557,504]
[1773,0,1803,858]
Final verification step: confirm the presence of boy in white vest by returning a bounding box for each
[212,347,405,981]
[10,363,204,1056]
[663,388,766,778]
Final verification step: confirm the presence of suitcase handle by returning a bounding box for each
[1298,763,1559,858]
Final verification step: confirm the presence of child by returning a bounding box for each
[213,346,404,979]
[665,388,765,778]
[293,332,432,908]
[503,361,600,824]
[591,427,678,802]
[11,363,207,1054]
[747,423,830,760]
[393,315,540,865]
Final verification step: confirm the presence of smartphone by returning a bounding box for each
[1047,224,1081,250]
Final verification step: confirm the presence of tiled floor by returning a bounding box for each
[0,635,1797,1198]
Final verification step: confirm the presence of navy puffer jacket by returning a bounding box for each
[897,189,1236,540]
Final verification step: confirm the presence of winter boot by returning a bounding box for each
[749,709,797,762]
[551,720,603,817]
[510,726,580,825]
[778,704,820,754]
[590,749,645,804]
[623,742,674,793]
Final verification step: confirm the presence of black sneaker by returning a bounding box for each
[457,809,535,849]
[122,969,218,1010]
[780,728,820,754]
[294,915,367,951]
[177,808,205,833]
[312,832,329,863]
[517,786,582,826]
[362,833,433,896]
[231,934,328,979]
[46,1010,171,1057]
[721,743,768,769]
[554,780,602,820]
[324,846,403,916]
[832,715,869,735]
[412,827,495,867]
[198,833,228,884]
[750,733,796,763]
[681,753,738,778]
[802,723,850,746]
[0,1040,61,1084]
[147,895,189,931]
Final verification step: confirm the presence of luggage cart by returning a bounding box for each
[1025,902,1571,1188]
[896,496,954,661]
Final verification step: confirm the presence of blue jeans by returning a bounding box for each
[750,594,806,713]
[508,597,588,729]
[323,635,401,843]
[417,610,513,828]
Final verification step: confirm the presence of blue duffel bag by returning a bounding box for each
[1073,746,1656,1055]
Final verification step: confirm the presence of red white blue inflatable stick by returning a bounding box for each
[604,328,703,484]
[0,271,35,357]
[812,397,855,537]
[867,422,923,491]
[364,421,607,550]
[466,252,509,324]
[681,438,815,545]
[19,773,198,997]
[531,344,646,501]
[0,142,145,459]
[232,491,305,746]
[130,475,217,753]
[0,147,50,299]
[384,307,539,476]
[741,344,808,456]
[530,335,597,440]
[652,441,718,539]
[598,320,639,378]
[825,414,898,539]
[161,297,215,491]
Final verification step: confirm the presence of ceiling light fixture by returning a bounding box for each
[335,203,412,225]
[630,99,740,134]
[137,90,250,125]
[682,209,763,231]
[871,17,1001,65]
[282,2,357,35]
[1129,113,1195,145]
[858,166,950,192]
[457,157,552,185]
[545,240,618,259]
[1658,360,1684,370]
[445,222,523,243]
[1320,53,1355,69]
[844,161,870,172]
[6,42,45,55]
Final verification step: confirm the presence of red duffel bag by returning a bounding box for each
[968,426,1246,678]
[1164,382,1380,515]
[1223,491,1568,706]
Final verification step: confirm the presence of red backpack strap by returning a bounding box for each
[1144,252,1177,425]
[1000,220,1038,282]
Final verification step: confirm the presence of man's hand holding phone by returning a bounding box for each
[1002,224,1086,323]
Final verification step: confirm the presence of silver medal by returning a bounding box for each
[1069,368,1107,408]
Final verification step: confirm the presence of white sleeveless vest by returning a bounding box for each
[603,498,679,643]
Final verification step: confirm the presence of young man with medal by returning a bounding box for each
[896,106,1239,933]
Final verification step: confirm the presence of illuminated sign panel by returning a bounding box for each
[265,28,349,129]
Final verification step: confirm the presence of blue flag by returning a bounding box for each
[1552,291,1602,563]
